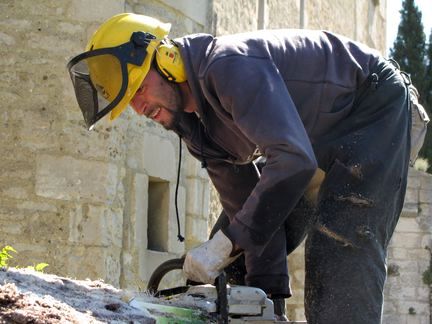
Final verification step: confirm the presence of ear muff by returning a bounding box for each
[155,40,187,83]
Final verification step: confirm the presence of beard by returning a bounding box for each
[162,82,185,131]
[161,109,183,131]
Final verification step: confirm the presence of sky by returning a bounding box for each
[387,0,432,54]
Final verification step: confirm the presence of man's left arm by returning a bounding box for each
[183,55,317,284]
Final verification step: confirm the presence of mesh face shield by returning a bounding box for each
[67,32,156,130]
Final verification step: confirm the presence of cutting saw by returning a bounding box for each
[129,258,296,323]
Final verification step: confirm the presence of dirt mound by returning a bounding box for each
[0,267,154,323]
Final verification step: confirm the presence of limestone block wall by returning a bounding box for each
[217,0,387,54]
[0,0,211,291]
[383,169,432,324]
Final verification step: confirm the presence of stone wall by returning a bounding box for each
[383,169,432,324]
[0,0,211,291]
[4,0,429,323]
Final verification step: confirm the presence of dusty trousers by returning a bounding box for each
[211,58,411,323]
[305,59,411,324]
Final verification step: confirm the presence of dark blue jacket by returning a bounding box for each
[174,29,381,255]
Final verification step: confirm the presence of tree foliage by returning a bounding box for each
[390,0,426,92]
[426,31,432,111]
[390,0,432,172]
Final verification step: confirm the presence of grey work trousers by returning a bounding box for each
[211,58,411,324]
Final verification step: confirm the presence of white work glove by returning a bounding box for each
[183,230,241,284]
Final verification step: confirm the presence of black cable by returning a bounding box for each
[175,135,185,242]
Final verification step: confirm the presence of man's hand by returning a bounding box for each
[183,230,241,284]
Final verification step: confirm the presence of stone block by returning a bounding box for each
[292,269,305,283]
[185,215,209,246]
[403,187,419,205]
[0,18,31,30]
[185,153,209,179]
[307,0,356,39]
[268,0,300,29]
[120,251,141,290]
[132,172,149,251]
[0,209,25,222]
[396,260,419,274]
[383,300,397,314]
[382,314,406,324]
[416,287,429,302]
[413,248,430,261]
[419,189,432,204]
[127,132,176,181]
[69,204,123,247]
[0,222,22,235]
[168,184,186,254]
[18,210,69,245]
[57,22,85,35]
[18,116,61,153]
[138,250,182,287]
[67,0,124,22]
[213,0,258,35]
[65,246,121,286]
[418,204,432,230]
[105,247,122,287]
[293,308,307,322]
[287,293,303,305]
[390,247,429,261]
[1,167,32,180]
[401,203,419,218]
[396,217,421,233]
[396,301,430,316]
[159,0,209,26]
[399,287,417,299]
[2,185,29,200]
[27,32,75,55]
[35,154,119,203]
[407,169,422,189]
[202,182,210,217]
[388,247,408,260]
[399,272,424,287]
[186,178,207,217]
[16,201,58,213]
[419,172,432,190]
[419,202,432,217]
[390,232,422,249]
[0,32,15,46]
[420,234,431,250]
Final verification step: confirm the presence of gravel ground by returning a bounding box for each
[0,267,155,323]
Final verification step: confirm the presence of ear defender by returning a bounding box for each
[155,39,187,83]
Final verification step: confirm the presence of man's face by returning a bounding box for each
[130,67,183,130]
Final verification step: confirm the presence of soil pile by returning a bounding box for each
[0,267,154,323]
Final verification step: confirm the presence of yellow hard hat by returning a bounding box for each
[67,13,171,129]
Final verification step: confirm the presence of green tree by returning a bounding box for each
[425,30,432,109]
[422,30,432,168]
[390,0,426,95]
[390,0,431,172]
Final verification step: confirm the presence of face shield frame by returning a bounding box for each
[67,31,157,130]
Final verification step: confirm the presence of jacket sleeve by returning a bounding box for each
[203,56,317,256]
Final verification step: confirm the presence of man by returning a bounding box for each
[68,13,421,323]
